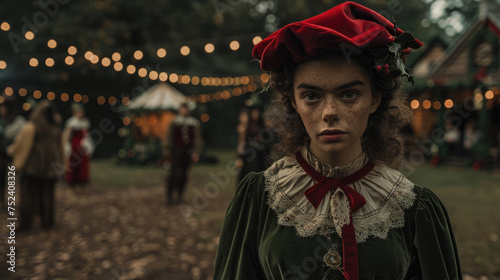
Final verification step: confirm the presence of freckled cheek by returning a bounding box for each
[343,106,371,135]
[297,107,320,133]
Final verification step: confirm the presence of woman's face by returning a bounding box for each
[239,111,249,124]
[292,53,380,165]
[0,105,6,117]
[250,108,260,121]
[74,109,84,119]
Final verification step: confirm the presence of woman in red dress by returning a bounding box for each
[64,103,93,190]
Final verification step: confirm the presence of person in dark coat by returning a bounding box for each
[8,100,63,231]
[162,103,202,205]
[0,96,25,208]
[237,106,268,183]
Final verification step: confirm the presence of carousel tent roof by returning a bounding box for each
[128,83,187,111]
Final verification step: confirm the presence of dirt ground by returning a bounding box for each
[0,156,498,279]
[0,180,232,280]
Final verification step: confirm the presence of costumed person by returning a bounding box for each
[0,96,25,208]
[237,106,269,183]
[443,120,460,157]
[163,103,202,206]
[235,108,249,176]
[63,103,93,191]
[213,2,462,280]
[7,101,63,231]
[463,120,480,168]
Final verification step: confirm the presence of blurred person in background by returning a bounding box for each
[63,103,93,192]
[235,108,249,173]
[7,100,63,231]
[0,96,25,208]
[162,103,202,206]
[443,119,460,157]
[463,120,480,167]
[237,106,268,183]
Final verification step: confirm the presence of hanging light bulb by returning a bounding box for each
[204,43,215,53]
[112,52,121,61]
[169,73,179,83]
[133,50,143,60]
[229,40,240,51]
[252,36,262,45]
[159,72,168,81]
[126,65,136,74]
[73,93,82,102]
[180,46,190,56]
[149,71,159,80]
[0,22,10,31]
[45,58,55,67]
[157,48,167,58]
[61,93,69,102]
[19,88,28,97]
[90,55,99,64]
[47,39,57,48]
[101,57,111,67]
[29,58,39,67]
[114,62,123,71]
[138,68,147,77]
[68,46,77,55]
[25,31,35,40]
[84,51,93,60]
[65,56,74,65]
[4,87,13,96]
[47,91,55,100]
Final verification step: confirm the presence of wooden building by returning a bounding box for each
[410,2,500,166]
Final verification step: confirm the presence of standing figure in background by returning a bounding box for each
[163,103,202,206]
[63,103,93,191]
[0,96,25,208]
[235,109,249,180]
[237,106,267,183]
[463,120,480,166]
[8,101,63,231]
[443,120,460,157]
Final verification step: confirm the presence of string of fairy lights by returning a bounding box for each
[0,74,268,108]
[1,19,264,82]
[4,20,499,113]
[410,89,499,110]
[0,19,271,112]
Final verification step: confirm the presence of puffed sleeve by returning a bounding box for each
[213,172,266,279]
[406,187,462,280]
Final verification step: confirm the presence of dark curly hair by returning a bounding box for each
[266,50,413,163]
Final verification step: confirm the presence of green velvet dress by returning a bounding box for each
[213,150,462,280]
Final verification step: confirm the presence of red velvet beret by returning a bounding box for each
[252,1,423,71]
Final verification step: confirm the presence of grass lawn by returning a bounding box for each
[407,164,500,277]
[90,150,500,278]
[90,150,239,188]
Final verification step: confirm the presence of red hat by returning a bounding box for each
[252,1,423,71]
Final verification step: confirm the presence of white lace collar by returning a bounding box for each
[264,146,416,243]
[302,146,368,178]
[65,116,90,130]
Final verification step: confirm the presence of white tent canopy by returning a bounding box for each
[128,83,188,111]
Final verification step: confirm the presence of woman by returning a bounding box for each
[64,103,93,190]
[213,2,461,280]
[8,100,63,231]
[0,96,25,208]
[237,106,268,183]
